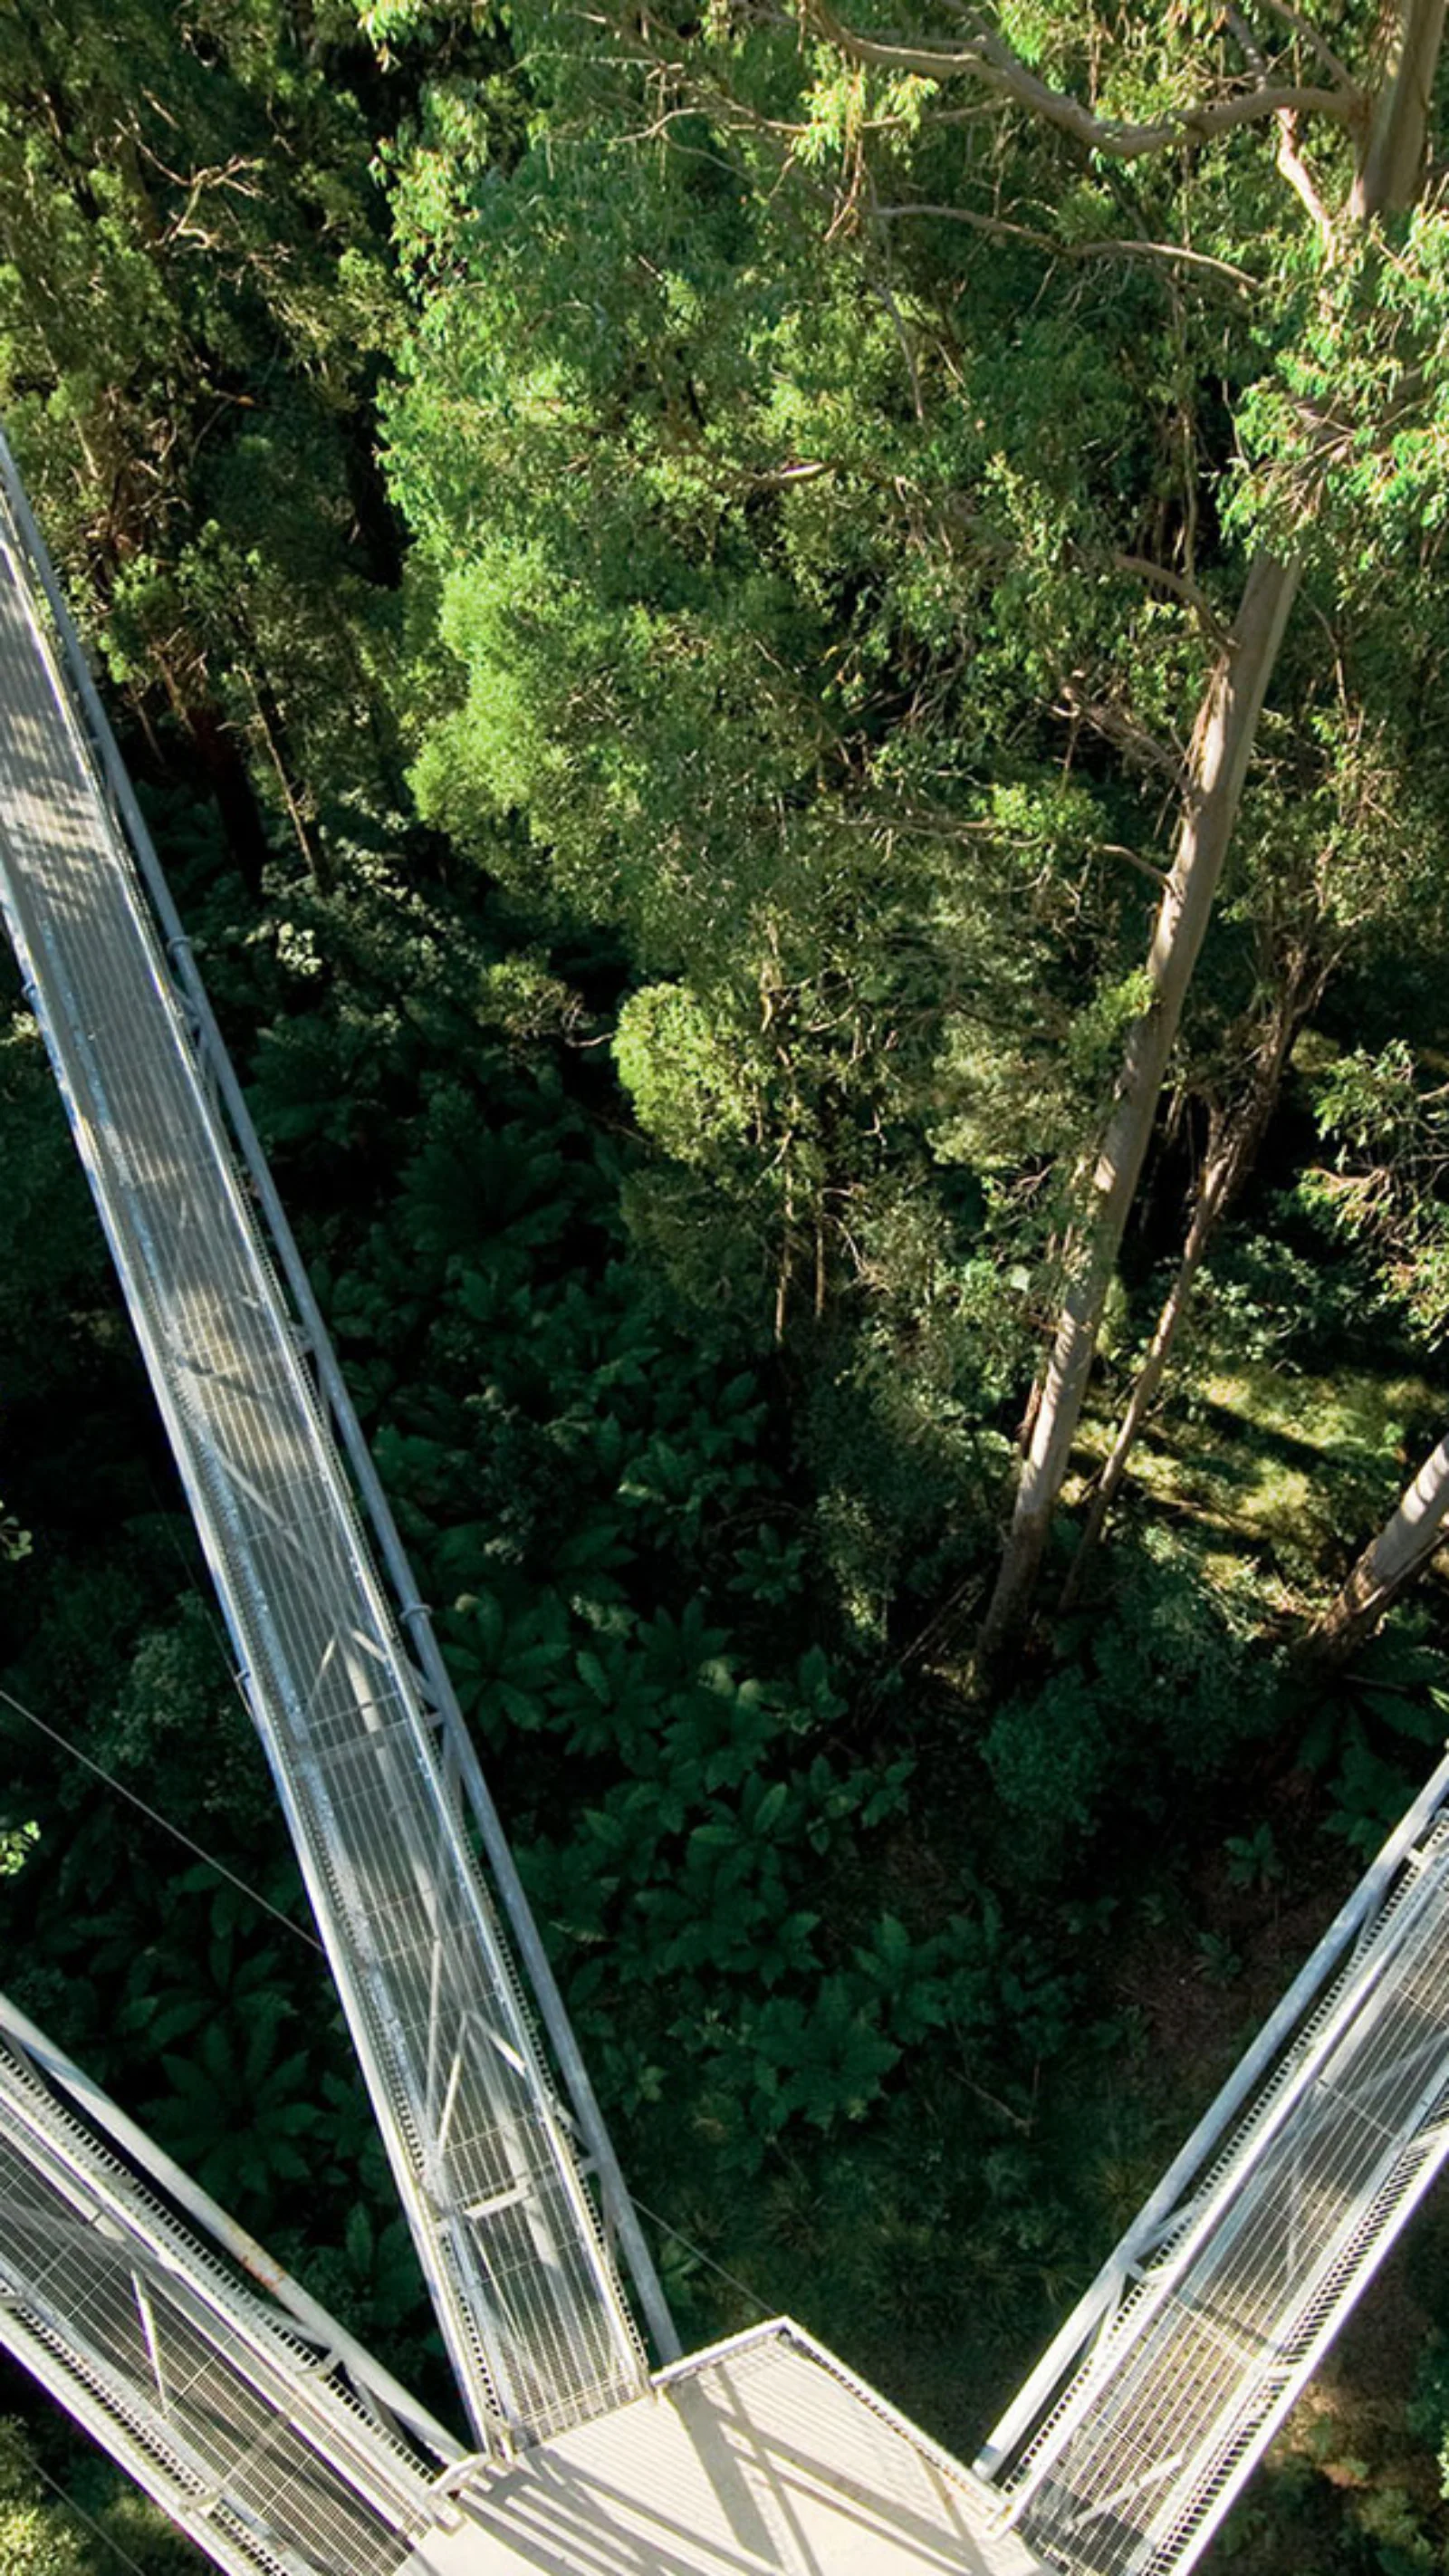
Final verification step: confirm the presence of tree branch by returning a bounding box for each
[1275,107,1336,249]
[870,200,1256,284]
[1256,0,1356,88]
[1111,553,1234,646]
[1222,6,1269,82]
[1093,841,1171,887]
[806,0,1359,160]
[1053,678,1184,783]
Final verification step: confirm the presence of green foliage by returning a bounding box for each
[8,3,1449,2558]
[614,985,753,1166]
[1231,209,1449,588]
[0,1007,105,1379]
[986,1528,1277,1860]
[0,0,402,867]
[0,2424,89,2576]
[1224,1821,1283,1892]
[1297,1620,1449,1859]
[378,0,1254,1422]
[1298,1040,1449,1345]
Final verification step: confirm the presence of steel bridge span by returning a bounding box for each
[3,428,1449,2576]
[0,437,651,2456]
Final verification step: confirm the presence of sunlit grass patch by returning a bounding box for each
[1077,1363,1442,1581]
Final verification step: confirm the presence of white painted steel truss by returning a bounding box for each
[7,418,1449,2576]
[0,1996,459,2576]
[0,430,665,2448]
[977,1740,1449,2575]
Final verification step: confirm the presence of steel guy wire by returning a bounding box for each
[0,1678,324,1954]
[17,2449,156,2576]
[0,1681,778,2327]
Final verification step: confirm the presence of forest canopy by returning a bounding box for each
[5,2,1449,2567]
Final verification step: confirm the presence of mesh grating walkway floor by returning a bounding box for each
[982,1764,1449,2576]
[0,488,644,2448]
[0,2001,1046,2576]
[0,2029,446,2576]
[410,2324,1046,2576]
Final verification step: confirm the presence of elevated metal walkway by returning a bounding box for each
[0,437,657,2449]
[7,424,1449,2576]
[0,1997,1040,2576]
[979,1742,1449,2574]
[0,1994,456,2576]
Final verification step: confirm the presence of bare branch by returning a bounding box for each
[1053,679,1184,783]
[1275,107,1336,248]
[1111,553,1233,645]
[870,269,926,419]
[1093,841,1172,887]
[871,201,1256,284]
[1256,0,1356,88]
[1222,6,1269,80]
[806,0,1359,160]
[748,457,836,484]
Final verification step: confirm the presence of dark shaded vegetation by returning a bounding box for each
[5,3,1449,2566]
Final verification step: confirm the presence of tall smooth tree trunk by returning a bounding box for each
[979,555,1299,1656]
[1306,1431,1449,1666]
[1061,958,1325,1603]
[978,0,1446,1660]
[1353,0,1447,216]
[154,651,269,899]
[1306,0,1448,1693]
[1059,1110,1235,1612]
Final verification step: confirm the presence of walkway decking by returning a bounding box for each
[980,1752,1449,2573]
[0,476,644,2450]
[6,431,1449,2576]
[0,1997,1041,2576]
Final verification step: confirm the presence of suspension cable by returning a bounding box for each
[0,1683,778,2319]
[0,1682,322,1954]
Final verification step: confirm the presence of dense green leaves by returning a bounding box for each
[8,2,1449,2563]
[0,0,401,880]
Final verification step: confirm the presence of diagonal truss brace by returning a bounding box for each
[0,423,674,2441]
[975,1738,1449,2576]
[0,1999,464,2576]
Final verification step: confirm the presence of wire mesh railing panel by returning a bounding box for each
[0,492,644,2442]
[0,2040,437,2576]
[1002,1817,1449,2576]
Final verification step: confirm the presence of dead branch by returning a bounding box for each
[1275,108,1337,247]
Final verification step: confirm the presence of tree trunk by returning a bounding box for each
[244,666,329,891]
[186,702,272,900]
[978,0,1446,1659]
[1061,955,1327,1601]
[978,553,1300,1657]
[1305,1431,1449,1666]
[1060,1112,1235,1610]
[1352,0,1447,218]
[153,652,269,899]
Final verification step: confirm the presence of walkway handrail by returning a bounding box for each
[0,422,677,2375]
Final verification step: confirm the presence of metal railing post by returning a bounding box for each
[0,422,678,2369]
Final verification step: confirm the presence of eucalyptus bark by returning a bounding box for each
[979,554,1299,1655]
[979,0,1447,1658]
[1061,958,1326,1601]
[1306,1431,1449,1665]
[1352,0,1447,216]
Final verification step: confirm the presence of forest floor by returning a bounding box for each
[1075,1358,1441,1593]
